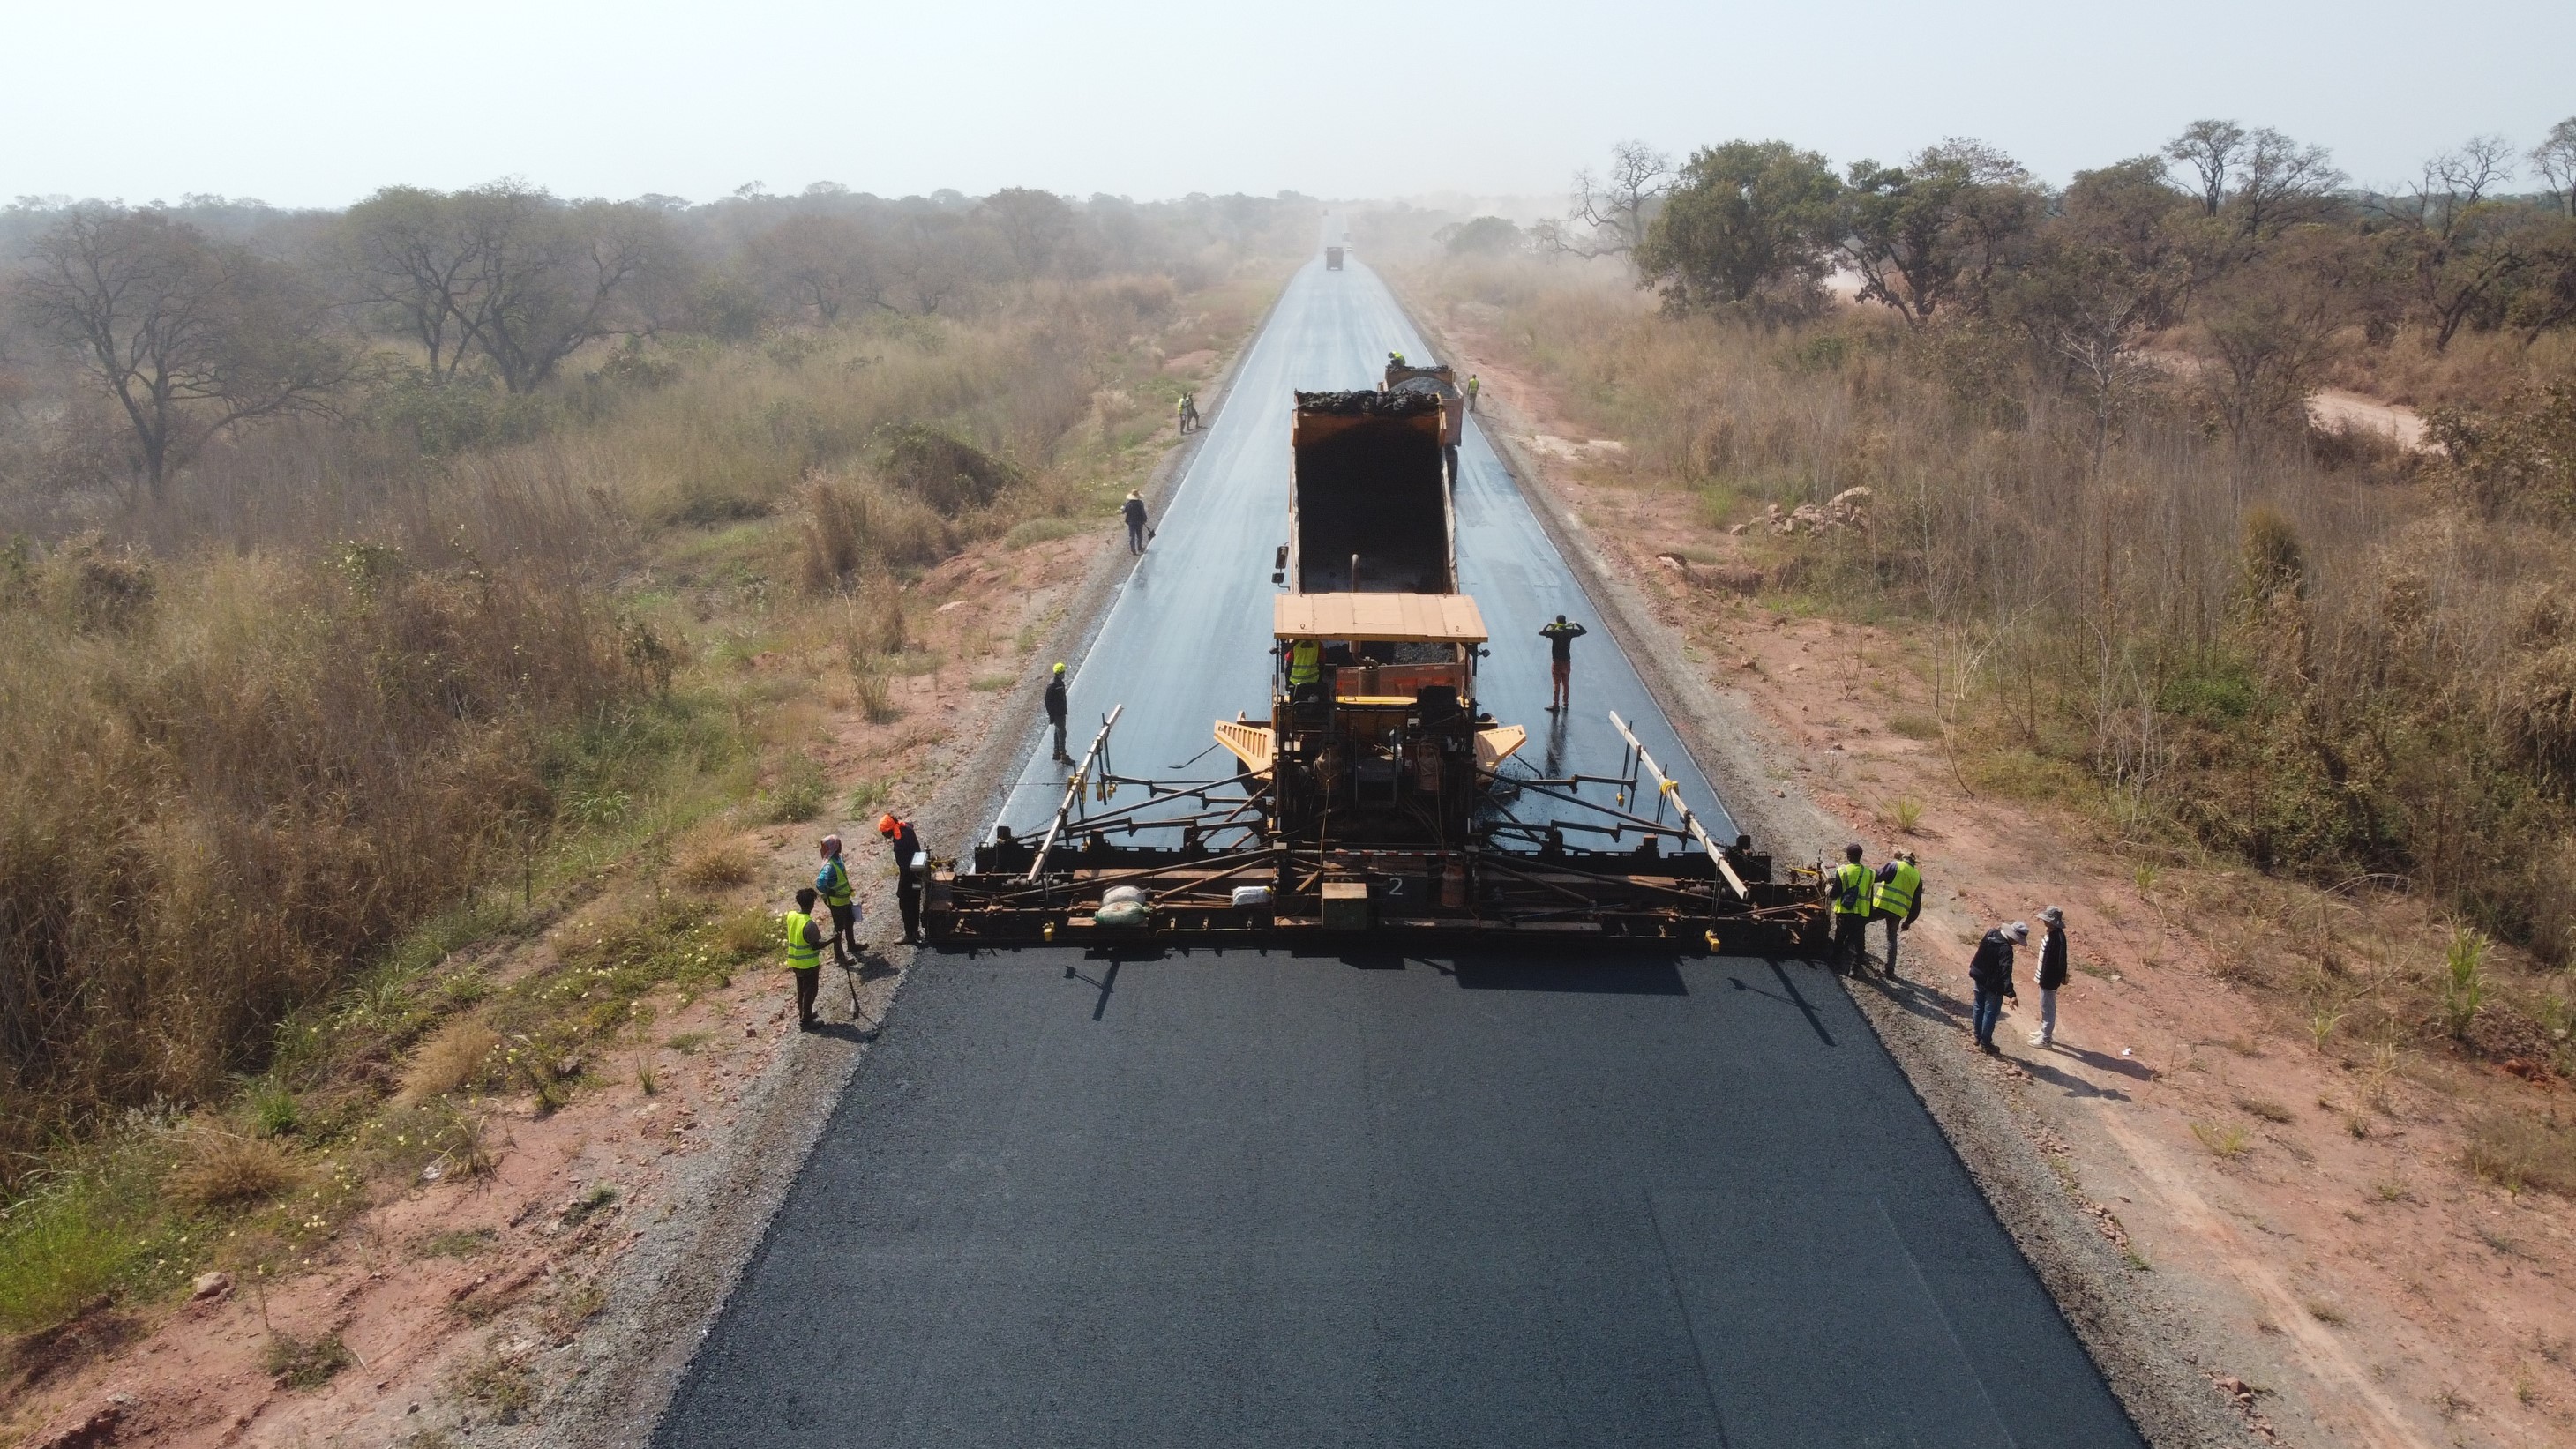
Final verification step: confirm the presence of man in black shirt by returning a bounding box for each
[1123,491,1149,554]
[878,813,925,945]
[1044,661,1072,763]
[1539,615,1587,712]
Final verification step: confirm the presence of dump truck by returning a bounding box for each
[923,388,1826,952]
[1325,245,1344,270]
[1283,388,1452,593]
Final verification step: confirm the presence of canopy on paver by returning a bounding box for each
[1273,592,1486,643]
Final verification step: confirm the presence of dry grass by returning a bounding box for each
[2191,1122,2252,1160]
[396,1020,502,1105]
[1408,254,2576,1075]
[164,1131,304,1211]
[671,837,756,890]
[2463,1111,2576,1197]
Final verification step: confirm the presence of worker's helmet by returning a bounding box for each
[1052,661,1066,675]
[820,833,841,855]
[1845,842,1864,860]
[877,814,900,837]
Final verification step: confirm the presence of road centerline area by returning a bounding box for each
[653,258,2144,1449]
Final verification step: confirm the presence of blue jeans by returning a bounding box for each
[1972,989,2006,1047]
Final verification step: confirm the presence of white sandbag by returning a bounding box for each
[1101,885,1149,907]
[1230,885,1273,908]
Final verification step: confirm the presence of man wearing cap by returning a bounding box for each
[1123,490,1149,555]
[1044,661,1072,764]
[1871,848,1925,979]
[1829,842,1875,974]
[2030,907,2070,1048]
[1966,921,2026,1053]
[880,813,925,945]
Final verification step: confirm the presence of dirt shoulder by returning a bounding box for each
[1,289,1277,1449]
[1407,296,2576,1449]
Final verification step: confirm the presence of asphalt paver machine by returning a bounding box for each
[924,388,1825,952]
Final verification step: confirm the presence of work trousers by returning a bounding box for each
[896,880,923,941]
[1127,520,1146,554]
[791,966,820,1026]
[1052,717,1068,760]
[1831,913,1871,971]
[1875,911,1906,976]
[1971,989,2007,1048]
[2034,988,2058,1045]
[827,902,857,965]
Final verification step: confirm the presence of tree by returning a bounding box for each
[2005,161,2194,473]
[341,185,483,382]
[2164,119,2248,217]
[1838,138,2042,326]
[2194,231,2355,444]
[749,213,888,324]
[1635,140,1842,312]
[1561,141,1672,260]
[2534,118,2576,218]
[458,186,670,392]
[2229,129,2346,243]
[340,183,670,390]
[1440,216,1524,257]
[16,206,346,501]
[979,188,1075,280]
[2378,137,2527,350]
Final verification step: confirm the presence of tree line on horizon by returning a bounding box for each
[0,183,1318,507]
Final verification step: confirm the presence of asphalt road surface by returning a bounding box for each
[653,257,2144,1448]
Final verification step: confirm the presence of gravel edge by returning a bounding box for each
[542,270,1292,1449]
[1397,290,2250,1449]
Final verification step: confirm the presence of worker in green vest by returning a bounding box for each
[1829,842,1875,974]
[816,834,859,967]
[782,886,826,1029]
[1464,375,1480,412]
[1286,637,1323,698]
[1871,848,1924,981]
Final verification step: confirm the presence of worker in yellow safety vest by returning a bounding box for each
[1870,848,1924,981]
[1286,638,1322,693]
[816,834,859,967]
[782,886,826,1029]
[1830,842,1875,974]
[1465,375,1480,412]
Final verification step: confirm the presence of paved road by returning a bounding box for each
[992,248,1734,845]
[653,258,2144,1449]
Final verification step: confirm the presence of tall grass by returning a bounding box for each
[1414,257,2576,974]
[0,272,1266,1184]
[0,541,642,1169]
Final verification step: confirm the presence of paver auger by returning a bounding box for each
[923,386,1827,953]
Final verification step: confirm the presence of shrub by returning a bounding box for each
[672,837,756,890]
[1003,517,1081,550]
[265,1331,354,1389]
[166,1132,303,1211]
[873,423,1021,515]
[397,1021,502,1105]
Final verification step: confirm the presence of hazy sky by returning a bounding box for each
[7,0,2570,210]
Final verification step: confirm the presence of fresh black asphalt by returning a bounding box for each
[652,254,2145,1448]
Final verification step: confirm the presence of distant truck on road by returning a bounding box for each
[1325,245,1344,270]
